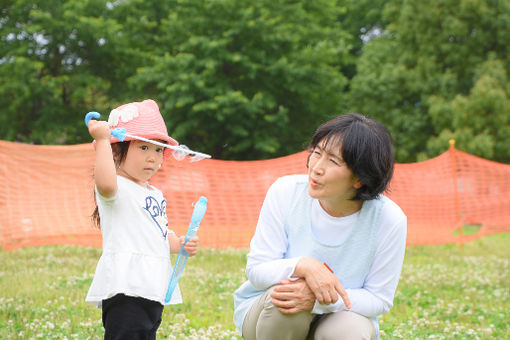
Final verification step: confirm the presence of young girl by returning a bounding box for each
[85,99,199,340]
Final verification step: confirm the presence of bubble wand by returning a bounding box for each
[165,196,207,303]
[85,112,211,161]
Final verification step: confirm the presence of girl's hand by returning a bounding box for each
[180,236,199,256]
[270,279,315,314]
[88,120,111,141]
[294,257,351,308]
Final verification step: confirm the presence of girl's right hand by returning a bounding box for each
[295,257,351,309]
[88,120,111,141]
[181,236,199,256]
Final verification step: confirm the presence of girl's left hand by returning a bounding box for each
[180,236,199,256]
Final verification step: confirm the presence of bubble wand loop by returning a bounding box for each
[84,112,211,160]
[165,196,207,303]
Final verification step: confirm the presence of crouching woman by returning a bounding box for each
[234,113,407,340]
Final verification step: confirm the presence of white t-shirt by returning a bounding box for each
[86,175,182,307]
[246,175,407,316]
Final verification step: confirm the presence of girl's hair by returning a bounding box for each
[92,141,130,228]
[307,113,394,201]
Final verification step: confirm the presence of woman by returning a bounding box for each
[234,113,407,340]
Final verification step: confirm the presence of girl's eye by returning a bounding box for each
[156,148,163,153]
[329,158,339,165]
[312,150,321,157]
[141,145,148,150]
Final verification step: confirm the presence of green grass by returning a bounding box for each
[1,233,509,339]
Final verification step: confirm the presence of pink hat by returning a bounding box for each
[108,99,178,146]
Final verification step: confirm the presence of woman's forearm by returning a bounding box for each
[246,257,301,290]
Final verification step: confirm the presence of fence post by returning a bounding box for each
[449,139,463,249]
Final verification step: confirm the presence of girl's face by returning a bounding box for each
[117,140,164,186]
[307,139,362,216]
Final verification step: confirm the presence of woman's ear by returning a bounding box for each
[353,176,363,189]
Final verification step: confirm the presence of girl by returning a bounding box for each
[85,99,199,340]
[234,113,407,340]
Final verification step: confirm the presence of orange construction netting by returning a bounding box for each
[1,140,509,250]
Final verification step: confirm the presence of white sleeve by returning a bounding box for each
[312,212,407,317]
[245,177,302,290]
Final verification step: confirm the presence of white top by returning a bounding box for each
[86,175,182,307]
[246,175,407,316]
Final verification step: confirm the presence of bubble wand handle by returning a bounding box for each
[164,196,207,303]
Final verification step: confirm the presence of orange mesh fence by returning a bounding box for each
[1,140,509,250]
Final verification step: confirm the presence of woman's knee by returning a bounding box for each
[259,287,313,331]
[312,311,375,340]
[243,286,314,340]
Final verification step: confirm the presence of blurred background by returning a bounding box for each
[2,0,509,162]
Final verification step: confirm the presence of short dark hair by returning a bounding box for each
[308,113,394,201]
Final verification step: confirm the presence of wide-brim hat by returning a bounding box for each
[108,99,178,147]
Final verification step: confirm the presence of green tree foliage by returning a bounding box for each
[0,0,127,144]
[350,0,510,162]
[130,0,352,159]
[427,57,510,161]
[2,0,510,162]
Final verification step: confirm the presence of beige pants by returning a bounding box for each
[242,287,376,340]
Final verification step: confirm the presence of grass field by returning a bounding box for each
[1,232,509,339]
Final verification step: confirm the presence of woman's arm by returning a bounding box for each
[293,257,351,307]
[312,215,407,317]
[271,214,406,317]
[245,177,302,289]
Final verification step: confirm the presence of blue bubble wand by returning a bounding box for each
[165,196,207,303]
[85,112,211,161]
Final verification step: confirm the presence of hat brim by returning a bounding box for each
[111,133,178,146]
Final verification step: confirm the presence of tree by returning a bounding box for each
[349,0,510,162]
[0,0,131,144]
[131,0,353,159]
[427,57,510,161]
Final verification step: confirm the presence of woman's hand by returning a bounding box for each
[270,279,315,314]
[294,257,351,308]
[181,236,199,256]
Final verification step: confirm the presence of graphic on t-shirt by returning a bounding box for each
[143,196,168,240]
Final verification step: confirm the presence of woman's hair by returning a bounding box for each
[308,113,394,201]
[92,141,131,227]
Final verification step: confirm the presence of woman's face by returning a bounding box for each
[307,139,362,215]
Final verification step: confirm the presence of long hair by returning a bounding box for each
[92,141,130,228]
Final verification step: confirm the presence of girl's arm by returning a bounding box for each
[88,120,117,198]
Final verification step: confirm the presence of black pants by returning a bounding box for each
[102,294,164,340]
